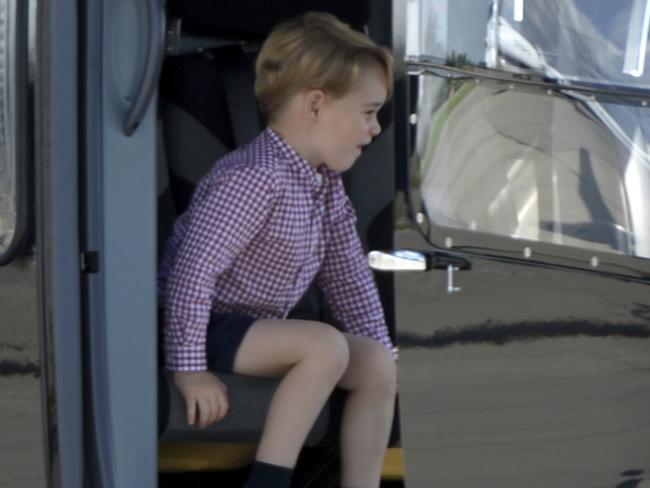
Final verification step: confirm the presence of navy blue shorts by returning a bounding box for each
[206,312,257,373]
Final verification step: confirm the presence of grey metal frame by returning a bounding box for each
[80,0,159,486]
[37,0,84,486]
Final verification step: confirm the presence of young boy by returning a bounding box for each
[158,12,397,488]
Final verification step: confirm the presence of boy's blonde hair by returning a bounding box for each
[255,12,394,121]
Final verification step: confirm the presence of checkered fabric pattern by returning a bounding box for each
[158,127,394,371]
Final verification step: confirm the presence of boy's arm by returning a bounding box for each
[316,179,395,355]
[164,167,277,371]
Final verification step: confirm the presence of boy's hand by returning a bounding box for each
[172,371,229,428]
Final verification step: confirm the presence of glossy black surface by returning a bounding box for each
[392,63,650,486]
[0,254,46,487]
[395,225,650,487]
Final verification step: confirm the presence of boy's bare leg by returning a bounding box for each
[337,334,397,488]
[232,319,350,467]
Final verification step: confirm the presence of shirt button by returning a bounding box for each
[315,173,323,185]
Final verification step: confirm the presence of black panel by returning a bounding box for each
[168,0,371,38]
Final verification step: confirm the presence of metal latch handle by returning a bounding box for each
[447,265,461,294]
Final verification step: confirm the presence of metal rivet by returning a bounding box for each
[416,212,426,225]
[509,84,515,90]
[445,237,453,248]
[409,113,418,125]
[590,256,599,267]
[523,246,532,258]
[546,89,553,95]
[642,101,648,107]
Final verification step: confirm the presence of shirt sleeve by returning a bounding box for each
[316,178,395,354]
[164,167,277,371]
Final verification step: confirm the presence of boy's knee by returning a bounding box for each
[317,326,350,375]
[364,343,397,397]
[301,322,349,377]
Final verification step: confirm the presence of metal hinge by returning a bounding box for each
[80,251,99,274]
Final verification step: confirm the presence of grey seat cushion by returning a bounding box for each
[160,371,331,445]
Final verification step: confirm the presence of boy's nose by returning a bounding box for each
[369,117,381,136]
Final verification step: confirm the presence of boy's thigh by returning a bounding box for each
[232,319,347,378]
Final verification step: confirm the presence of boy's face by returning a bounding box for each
[311,65,388,172]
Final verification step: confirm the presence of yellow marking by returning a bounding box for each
[381,447,405,480]
[159,442,256,472]
[159,442,405,480]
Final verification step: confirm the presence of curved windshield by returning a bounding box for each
[0,0,16,256]
[0,0,28,264]
[410,71,650,260]
[407,0,650,91]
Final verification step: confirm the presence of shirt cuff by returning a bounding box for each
[165,343,208,371]
[378,333,395,350]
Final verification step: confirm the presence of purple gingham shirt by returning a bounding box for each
[158,127,394,371]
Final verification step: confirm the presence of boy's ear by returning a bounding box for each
[305,89,326,119]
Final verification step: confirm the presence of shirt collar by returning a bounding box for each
[264,127,328,189]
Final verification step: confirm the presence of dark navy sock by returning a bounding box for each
[242,460,293,488]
